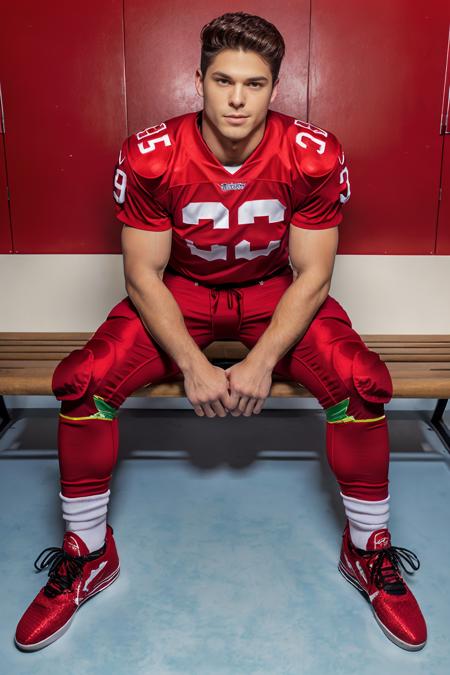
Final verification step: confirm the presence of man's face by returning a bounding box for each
[195,48,279,142]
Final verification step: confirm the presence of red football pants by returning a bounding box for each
[52,269,393,501]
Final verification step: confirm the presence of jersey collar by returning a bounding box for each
[193,109,274,178]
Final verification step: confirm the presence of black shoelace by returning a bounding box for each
[34,542,106,598]
[360,545,420,595]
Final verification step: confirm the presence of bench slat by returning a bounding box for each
[2,353,450,364]
[1,364,450,397]
[1,334,450,398]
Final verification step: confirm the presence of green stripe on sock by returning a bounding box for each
[326,398,350,422]
[93,395,118,420]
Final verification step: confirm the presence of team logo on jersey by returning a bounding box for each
[219,181,247,191]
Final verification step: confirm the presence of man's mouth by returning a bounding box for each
[224,115,249,125]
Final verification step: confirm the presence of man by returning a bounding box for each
[15,11,426,652]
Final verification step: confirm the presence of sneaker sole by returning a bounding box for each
[338,560,426,652]
[14,565,120,652]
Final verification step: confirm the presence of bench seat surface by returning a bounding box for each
[1,334,450,398]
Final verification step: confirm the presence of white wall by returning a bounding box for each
[1,254,449,333]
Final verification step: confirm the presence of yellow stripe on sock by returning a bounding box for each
[327,414,386,424]
[59,412,114,421]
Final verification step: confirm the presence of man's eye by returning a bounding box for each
[216,79,262,88]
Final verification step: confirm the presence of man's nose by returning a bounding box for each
[229,84,246,107]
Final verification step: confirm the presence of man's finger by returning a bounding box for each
[238,396,249,413]
[211,400,228,417]
[253,399,265,414]
[230,397,243,416]
[243,397,257,417]
[226,391,240,411]
[201,403,216,418]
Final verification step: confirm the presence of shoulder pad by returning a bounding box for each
[290,118,341,178]
[125,120,174,180]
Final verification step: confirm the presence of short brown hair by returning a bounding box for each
[200,12,285,87]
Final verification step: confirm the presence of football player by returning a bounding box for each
[15,11,426,653]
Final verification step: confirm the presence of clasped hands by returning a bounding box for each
[183,356,273,418]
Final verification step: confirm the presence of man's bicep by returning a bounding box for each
[122,224,172,286]
[288,224,338,287]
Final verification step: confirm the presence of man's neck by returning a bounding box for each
[198,110,266,165]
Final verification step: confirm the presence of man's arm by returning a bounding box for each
[224,224,338,416]
[244,224,339,370]
[122,224,206,373]
[122,224,233,417]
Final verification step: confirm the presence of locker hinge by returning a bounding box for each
[439,187,442,201]
[442,111,448,135]
[442,83,450,134]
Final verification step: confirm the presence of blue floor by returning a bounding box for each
[0,408,449,674]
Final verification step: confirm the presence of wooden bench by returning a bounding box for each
[1,333,449,452]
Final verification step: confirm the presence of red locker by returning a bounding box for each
[310,0,450,254]
[0,1,127,253]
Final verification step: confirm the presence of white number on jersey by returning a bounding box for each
[181,199,285,262]
[113,168,127,204]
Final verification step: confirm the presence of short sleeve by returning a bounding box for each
[290,148,351,230]
[112,141,172,232]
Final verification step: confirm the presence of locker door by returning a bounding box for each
[310,0,450,254]
[0,1,127,253]
[436,26,450,253]
[437,136,450,253]
[0,86,12,253]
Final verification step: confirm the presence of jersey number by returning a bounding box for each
[181,200,284,261]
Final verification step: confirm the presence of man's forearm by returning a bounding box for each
[126,274,208,374]
[245,271,330,370]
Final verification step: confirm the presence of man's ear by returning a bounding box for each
[270,78,279,105]
[195,68,204,98]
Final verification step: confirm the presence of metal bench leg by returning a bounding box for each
[429,398,450,454]
[0,395,14,438]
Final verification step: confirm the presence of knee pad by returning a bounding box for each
[52,346,118,420]
[330,339,393,407]
[52,348,94,401]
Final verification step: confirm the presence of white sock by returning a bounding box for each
[340,492,390,550]
[60,490,110,553]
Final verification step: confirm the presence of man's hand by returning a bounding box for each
[225,358,273,417]
[184,360,235,418]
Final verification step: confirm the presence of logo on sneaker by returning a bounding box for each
[373,530,390,549]
[82,561,107,592]
[65,534,81,557]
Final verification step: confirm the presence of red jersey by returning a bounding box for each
[113,109,351,285]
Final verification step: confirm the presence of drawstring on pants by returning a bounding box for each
[210,287,244,338]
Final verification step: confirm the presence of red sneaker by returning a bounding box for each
[15,524,120,651]
[338,522,427,650]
